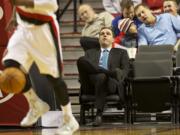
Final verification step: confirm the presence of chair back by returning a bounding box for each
[131,45,174,113]
[138,45,174,53]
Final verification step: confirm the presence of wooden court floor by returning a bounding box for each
[1,124,180,135]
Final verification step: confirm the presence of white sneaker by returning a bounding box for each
[20,100,50,127]
[42,128,57,135]
[55,115,79,135]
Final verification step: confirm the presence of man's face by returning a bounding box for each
[123,6,135,19]
[135,6,155,25]
[78,6,95,23]
[163,1,178,15]
[99,28,114,48]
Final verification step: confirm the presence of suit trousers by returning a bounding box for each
[77,56,120,112]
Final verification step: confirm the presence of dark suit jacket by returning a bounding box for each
[84,47,130,82]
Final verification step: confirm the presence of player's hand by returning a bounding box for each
[5,17,17,32]
[9,0,16,5]
[5,6,17,32]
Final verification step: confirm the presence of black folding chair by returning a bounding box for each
[79,83,129,125]
[128,45,177,124]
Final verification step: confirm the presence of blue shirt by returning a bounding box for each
[138,13,180,46]
[176,15,180,38]
[99,47,111,60]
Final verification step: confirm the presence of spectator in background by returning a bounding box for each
[103,0,121,16]
[163,0,180,51]
[112,0,141,46]
[178,0,180,14]
[115,18,138,48]
[135,3,180,46]
[114,18,138,59]
[103,0,142,16]
[163,0,179,15]
[78,4,114,51]
[142,0,163,14]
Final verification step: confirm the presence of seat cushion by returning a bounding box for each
[81,95,120,103]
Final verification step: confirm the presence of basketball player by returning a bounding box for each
[2,0,79,134]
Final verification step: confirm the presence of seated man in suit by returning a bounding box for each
[77,27,129,126]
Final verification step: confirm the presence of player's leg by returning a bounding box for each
[21,88,50,127]
[3,59,50,127]
[47,75,79,135]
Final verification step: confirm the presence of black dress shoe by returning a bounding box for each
[93,115,102,127]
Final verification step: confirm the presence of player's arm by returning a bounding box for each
[10,0,34,7]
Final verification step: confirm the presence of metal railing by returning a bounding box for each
[57,0,83,32]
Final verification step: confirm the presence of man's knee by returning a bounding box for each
[80,37,100,51]
[77,56,90,71]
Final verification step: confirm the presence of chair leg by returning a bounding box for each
[91,105,94,117]
[124,104,129,124]
[129,109,133,124]
[91,104,95,122]
[177,105,180,124]
[172,98,179,124]
[172,104,177,124]
[128,101,134,124]
[175,105,179,124]
[130,107,136,124]
[80,105,86,125]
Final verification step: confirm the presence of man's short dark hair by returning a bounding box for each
[134,3,149,13]
[99,27,115,37]
[120,0,134,11]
